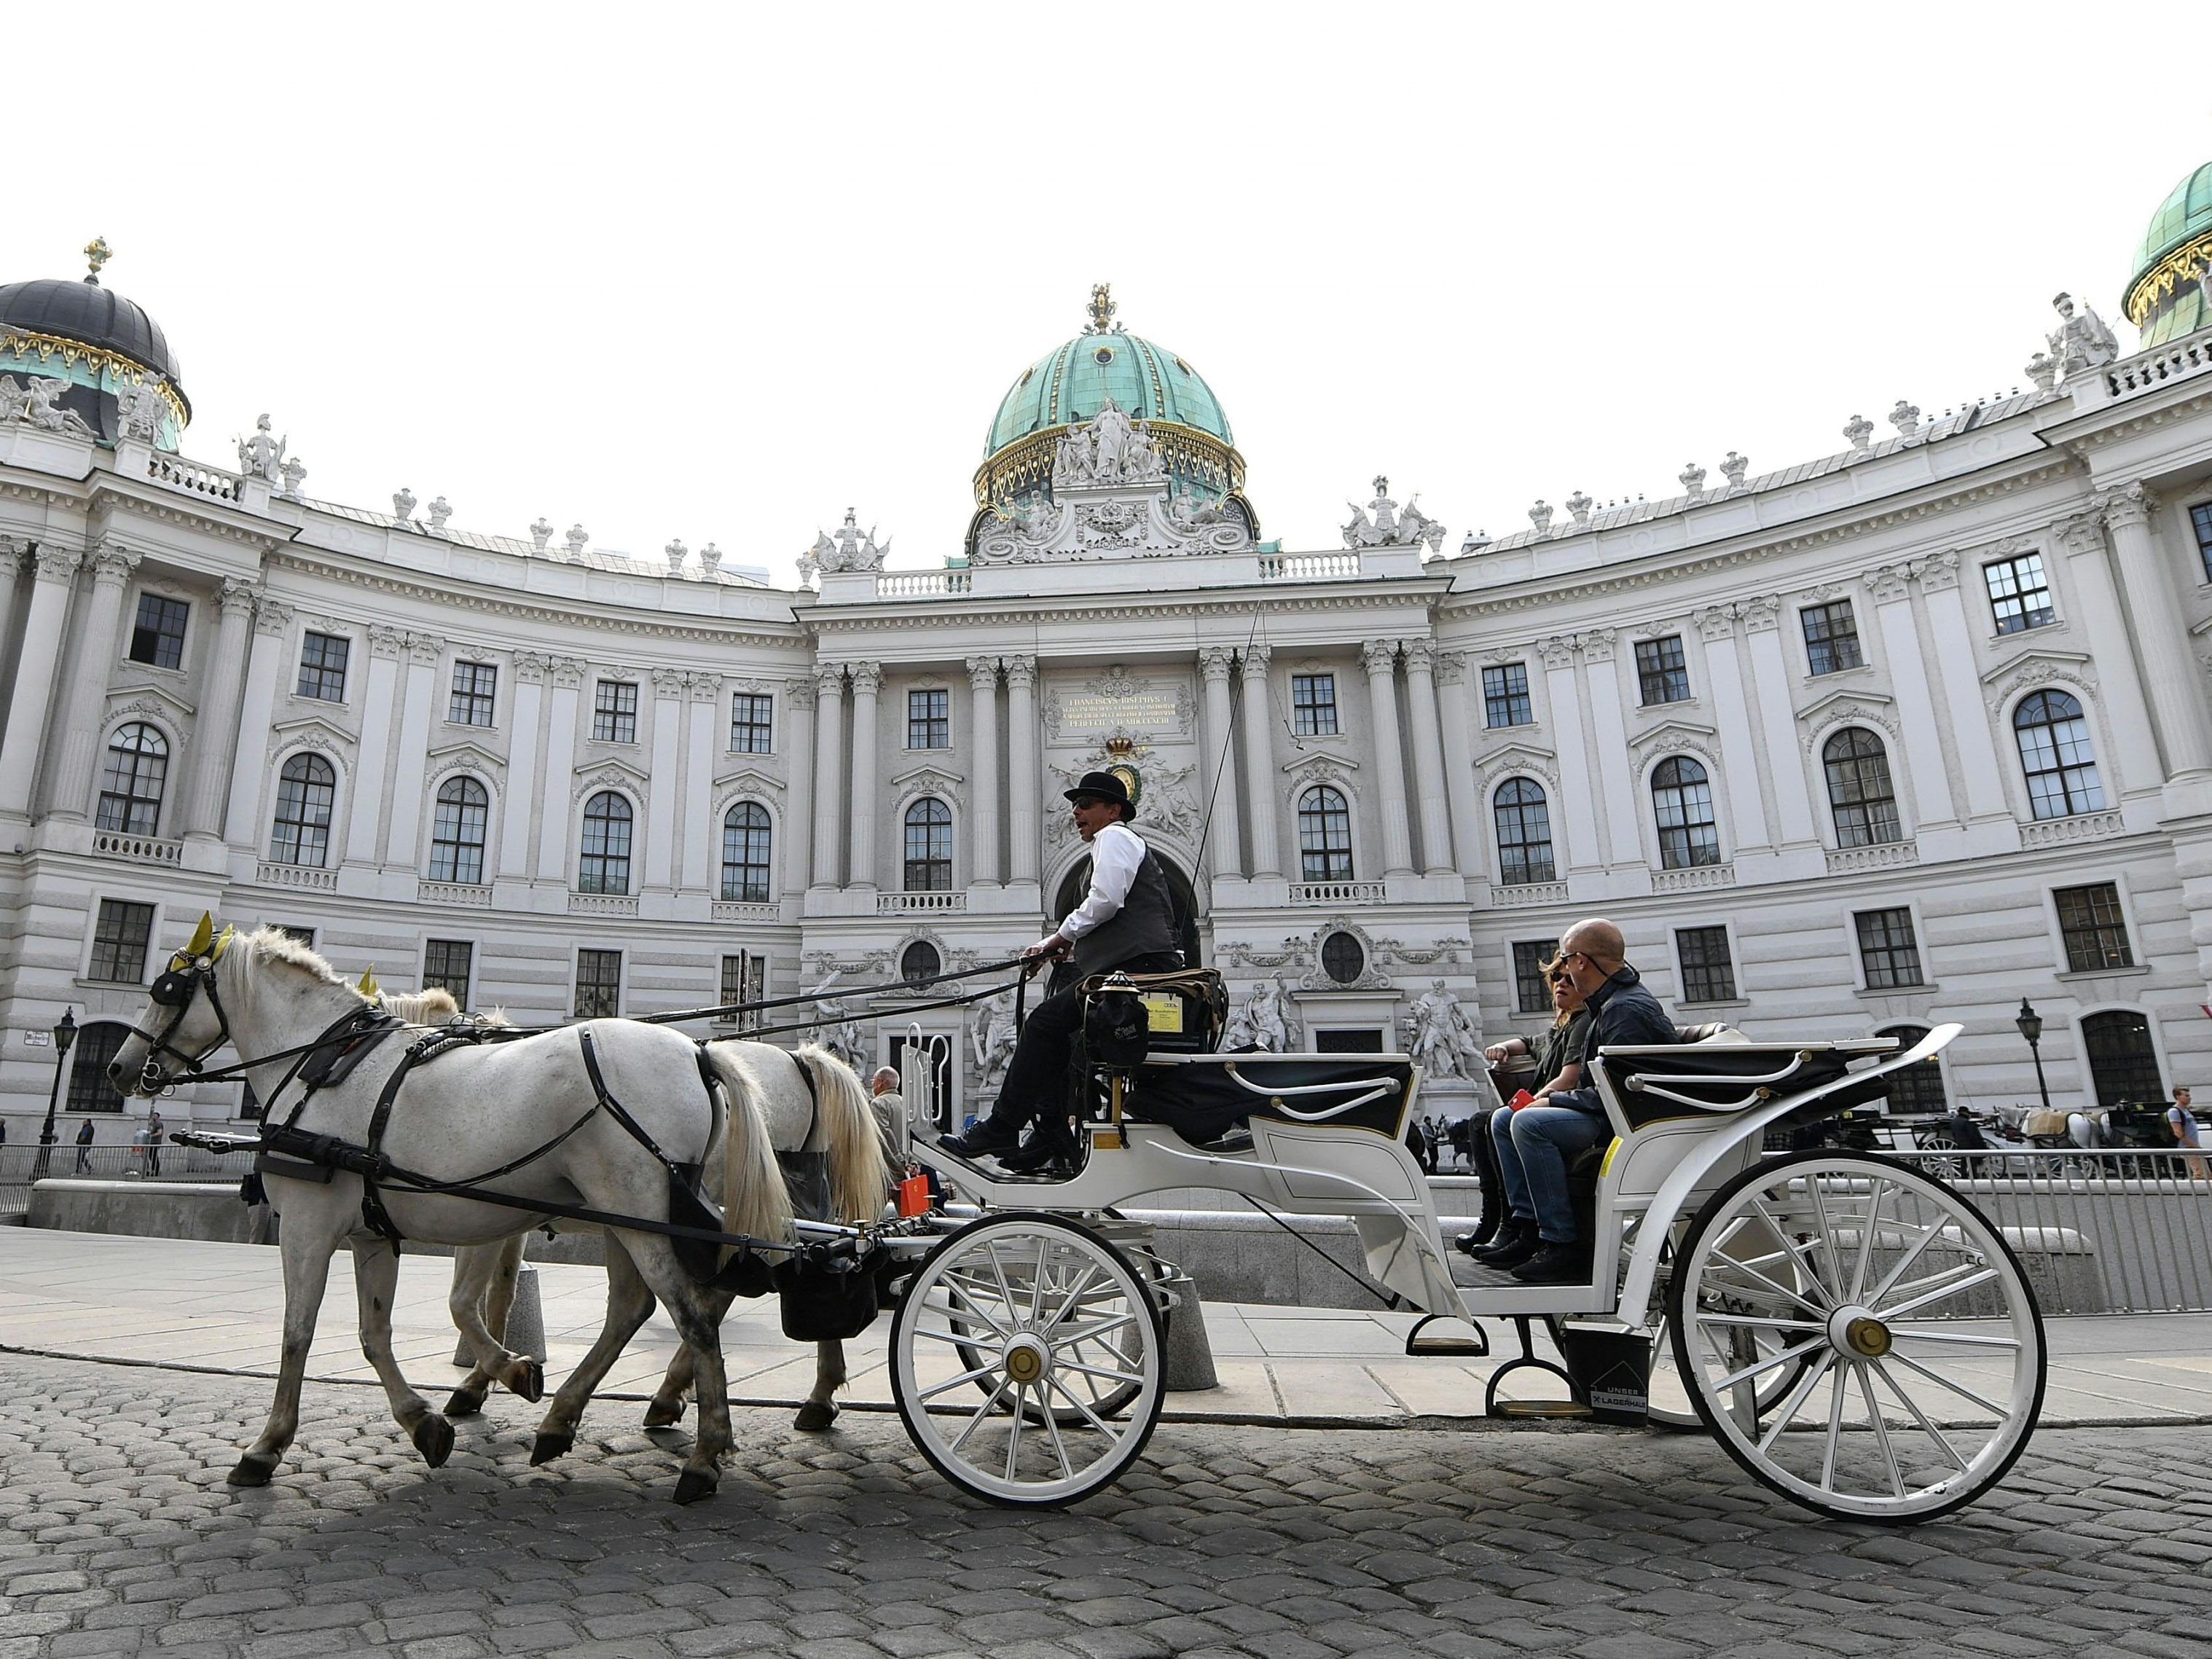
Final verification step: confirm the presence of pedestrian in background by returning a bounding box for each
[74,1118,93,1172]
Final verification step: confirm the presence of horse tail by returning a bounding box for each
[705,1062,795,1250]
[792,1044,892,1225]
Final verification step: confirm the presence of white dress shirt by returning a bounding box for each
[1048,821,1148,947]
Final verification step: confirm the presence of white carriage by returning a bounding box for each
[874,1003,2046,1524]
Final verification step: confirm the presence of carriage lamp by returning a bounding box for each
[31,1008,77,1182]
[2015,998,2052,1113]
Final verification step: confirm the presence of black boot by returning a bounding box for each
[1451,1209,1503,1255]
[999,1117,1081,1177]
[1510,1239,1593,1285]
[940,1118,1021,1158]
[1472,1220,1537,1268]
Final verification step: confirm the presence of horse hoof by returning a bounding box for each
[510,1361,545,1404]
[672,1468,718,1505]
[411,1415,455,1469]
[444,1389,485,1419]
[529,1432,573,1467]
[227,1454,276,1487]
[642,1400,685,1429]
[793,1400,839,1433]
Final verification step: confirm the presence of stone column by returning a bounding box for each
[783,675,817,896]
[1005,655,1040,889]
[1536,638,1603,873]
[847,662,881,891]
[1361,640,1416,876]
[645,668,684,891]
[1400,640,1454,875]
[968,656,1002,886]
[1693,605,1772,855]
[47,543,141,820]
[533,656,584,882]
[681,674,718,894]
[345,626,405,866]
[811,665,846,889]
[2105,485,2212,780]
[181,579,259,841]
[0,547,82,819]
[0,539,25,681]
[224,599,291,849]
[1238,646,1282,876]
[382,632,443,869]
[1198,647,1243,881]
[499,654,548,879]
[1864,564,1959,828]
[1432,651,1485,878]
[1738,598,1821,846]
[1913,552,2022,818]
[1577,630,1642,866]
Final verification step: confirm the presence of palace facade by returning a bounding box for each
[9,167,2212,1143]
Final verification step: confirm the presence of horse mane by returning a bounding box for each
[238,926,353,991]
[378,989,515,1028]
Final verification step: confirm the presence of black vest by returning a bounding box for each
[1070,840,1180,975]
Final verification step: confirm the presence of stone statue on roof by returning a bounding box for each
[1090,398,1136,481]
[1344,475,1445,552]
[1054,420,1094,485]
[2048,292,2119,380]
[118,380,167,444]
[235,413,286,482]
[25,379,95,438]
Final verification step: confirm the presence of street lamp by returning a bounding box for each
[2015,997,2052,1114]
[31,1009,77,1183]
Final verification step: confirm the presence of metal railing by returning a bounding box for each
[0,1142,257,1220]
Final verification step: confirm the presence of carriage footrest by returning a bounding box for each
[1405,1314,1489,1358]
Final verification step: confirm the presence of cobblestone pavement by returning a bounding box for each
[3,1352,2209,1659]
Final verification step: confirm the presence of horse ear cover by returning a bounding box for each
[184,913,215,956]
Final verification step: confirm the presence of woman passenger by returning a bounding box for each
[1466,962,1594,1274]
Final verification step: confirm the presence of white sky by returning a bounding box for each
[12,3,2197,586]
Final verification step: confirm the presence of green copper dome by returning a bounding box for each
[984,327,1231,458]
[2125,162,2212,348]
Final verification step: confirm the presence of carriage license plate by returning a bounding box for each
[1140,992,1185,1034]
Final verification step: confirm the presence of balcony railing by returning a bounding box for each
[2106,334,2212,399]
[570,893,639,916]
[1287,879,1387,906]
[256,861,337,890]
[878,890,966,913]
[712,899,781,923]
[874,570,973,598]
[2019,809,2125,848]
[1824,839,1918,875]
[1652,862,1736,893]
[1492,879,1569,908]
[420,879,492,907]
[147,452,243,502]
[1259,552,1360,581]
[93,830,183,866]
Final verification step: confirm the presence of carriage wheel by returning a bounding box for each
[892,1212,1164,1507]
[1668,1152,2045,1523]
[1647,1234,1816,1432]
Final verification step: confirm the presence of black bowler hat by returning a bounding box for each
[1064,770,1135,817]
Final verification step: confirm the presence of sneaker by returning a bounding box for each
[1472,1221,1537,1268]
[1510,1240,1592,1285]
[938,1120,1020,1159]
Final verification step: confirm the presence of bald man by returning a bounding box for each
[1477,917,1676,1284]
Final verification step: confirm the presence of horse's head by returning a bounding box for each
[109,911,238,1097]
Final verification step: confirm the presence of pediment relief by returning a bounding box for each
[712,764,786,796]
[1981,648,2098,716]
[570,758,651,801]
[1280,750,1362,778]
[266,713,356,751]
[1474,742,1560,789]
[1977,646,2094,687]
[1796,686,1896,725]
[1627,718,1719,755]
[105,683,197,726]
[425,739,506,778]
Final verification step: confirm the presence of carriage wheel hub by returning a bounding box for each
[1002,1334,1049,1386]
[1832,1307,1892,1358]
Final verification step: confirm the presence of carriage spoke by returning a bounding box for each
[1005,1384,1026,1481]
[949,1377,1013,1454]
[1056,1358,1146,1388]
[1805,1175,1849,1304]
[1046,1373,1119,1439]
[1872,1359,1971,1472]
[1043,1263,1104,1330]
[1054,1311,1140,1345]
[1882,1348,2008,1416]
[1040,1398,1075,1478]
[1701,1255,1826,1320]
[1031,1238,1049,1325]
[1703,1330,1827,1394]
[1857,1360,1906,1497]
[1883,1326,2021,1350]
[1880,1267,1999,1322]
[1848,1176,1886,1303]
[1865,1210,1958,1306]
[1697,1313,1824,1333]
[1749,1196,1832,1303]
[1757,1351,1836,1456]
[1819,1360,1849,1491]
[916,1363,1000,1401]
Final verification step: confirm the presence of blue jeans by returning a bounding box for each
[1490,1105,1609,1244]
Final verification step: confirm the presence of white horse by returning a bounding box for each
[110,922,793,1505]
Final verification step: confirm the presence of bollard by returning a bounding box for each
[1158,1270,1219,1392]
[452,1261,548,1366]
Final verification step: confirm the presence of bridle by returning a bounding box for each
[129,951,235,1093]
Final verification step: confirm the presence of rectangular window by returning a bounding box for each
[296,632,350,701]
[729,693,774,753]
[1984,552,2055,635]
[574,949,622,1019]
[2055,882,2135,972]
[1511,940,1554,1016]
[1676,926,1738,1003]
[719,952,766,1030]
[1800,600,1864,675]
[591,680,638,743]
[1635,635,1690,705]
[88,899,155,984]
[907,689,949,749]
[1291,674,1339,737]
[1854,908,1925,989]
[2192,502,2212,582]
[1483,663,1533,728]
[128,595,189,670]
[448,661,497,726]
[422,939,473,1008]
[271,924,315,948]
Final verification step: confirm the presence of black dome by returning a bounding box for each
[0,278,179,385]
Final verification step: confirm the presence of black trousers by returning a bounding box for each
[984,951,1183,1137]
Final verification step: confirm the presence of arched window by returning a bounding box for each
[1492,778,1556,885]
[1822,729,1902,847]
[96,723,168,836]
[901,941,941,985]
[1298,786,1354,883]
[579,792,633,894]
[721,801,772,903]
[269,753,336,867]
[903,798,952,891]
[428,776,489,885]
[2082,1010,2162,1108]
[2014,690,2106,820]
[1321,930,1365,984]
[1874,1024,1946,1115]
[1650,756,1720,868]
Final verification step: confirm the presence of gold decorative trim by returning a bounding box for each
[972,420,1246,508]
[0,327,189,425]
[2126,234,2212,325]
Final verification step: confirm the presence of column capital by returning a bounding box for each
[814,663,847,698]
[847,660,882,697]
[1535,635,1576,670]
[514,650,550,685]
[965,654,1000,689]
[1399,638,1436,675]
[1577,627,1617,662]
[651,667,687,699]
[1359,639,1400,676]
[253,596,294,635]
[2103,482,2156,532]
[1002,654,1037,689]
[683,670,722,705]
[1911,550,1960,594]
[89,542,142,584]
[1198,646,1236,682]
[1693,604,1737,643]
[217,577,260,619]
[1739,595,1783,630]
[31,545,82,581]
[2054,511,2106,554]
[785,672,819,708]
[1432,649,1467,687]
[549,654,587,689]
[405,632,444,667]
[368,623,406,659]
[1864,562,1913,603]
[1239,643,1272,678]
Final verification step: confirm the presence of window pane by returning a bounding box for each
[1635,635,1690,705]
[1823,728,1902,847]
[66,1024,131,1113]
[2014,691,2105,819]
[429,777,488,885]
[423,939,473,1007]
[1492,778,1555,885]
[1291,674,1339,737]
[907,689,949,749]
[128,595,188,669]
[1320,931,1365,984]
[574,949,622,1019]
[1984,553,2055,635]
[97,723,168,836]
[448,662,497,726]
[297,632,350,701]
[89,899,155,983]
[1298,787,1354,883]
[2082,1010,2162,1107]
[2193,502,2212,584]
[1651,756,1719,868]
[730,693,773,753]
[721,801,773,902]
[270,754,335,866]
[1511,941,1553,1015]
[592,681,638,743]
[1800,600,1864,675]
[1482,663,1532,728]
[1854,907,1924,989]
[2055,882,2134,971]
[579,792,632,894]
[1875,1024,1946,1113]
[1676,925,1736,1002]
[903,798,952,890]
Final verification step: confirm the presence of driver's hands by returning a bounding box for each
[1022,934,1070,968]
